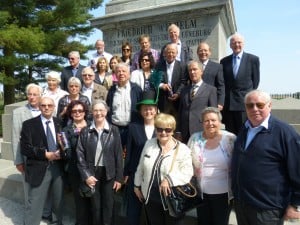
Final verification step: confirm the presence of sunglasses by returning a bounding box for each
[156,127,173,133]
[141,58,150,62]
[40,104,54,108]
[122,48,131,51]
[82,74,93,77]
[245,102,267,109]
[71,109,84,114]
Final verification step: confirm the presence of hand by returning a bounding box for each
[45,150,61,161]
[124,176,129,184]
[86,176,98,188]
[160,179,171,196]
[168,93,179,101]
[134,187,145,203]
[113,181,122,192]
[284,205,300,220]
[16,163,25,173]
[217,104,223,111]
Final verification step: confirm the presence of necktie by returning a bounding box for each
[46,121,56,151]
[191,85,198,99]
[233,55,240,77]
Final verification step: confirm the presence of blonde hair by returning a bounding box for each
[154,113,176,131]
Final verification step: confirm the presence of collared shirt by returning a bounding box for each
[82,82,95,103]
[244,114,270,149]
[28,104,41,117]
[176,40,182,61]
[111,82,131,126]
[90,120,110,166]
[166,60,175,85]
[41,115,57,144]
[71,66,79,76]
[201,59,209,71]
[192,80,203,94]
[88,51,113,68]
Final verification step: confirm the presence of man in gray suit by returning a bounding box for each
[178,61,217,143]
[220,33,260,135]
[12,83,53,222]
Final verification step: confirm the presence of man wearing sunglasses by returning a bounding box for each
[231,90,300,225]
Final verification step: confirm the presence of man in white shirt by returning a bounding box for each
[89,40,113,70]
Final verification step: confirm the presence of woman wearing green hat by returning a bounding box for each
[124,89,158,225]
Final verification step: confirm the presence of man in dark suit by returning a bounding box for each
[156,43,188,118]
[220,33,260,135]
[20,97,64,225]
[60,51,85,91]
[106,62,142,148]
[178,61,217,143]
[198,42,225,110]
[159,23,193,66]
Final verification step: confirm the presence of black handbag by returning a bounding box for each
[166,176,202,217]
[165,143,202,217]
[78,127,112,198]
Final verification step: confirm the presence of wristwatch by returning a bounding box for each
[292,205,300,212]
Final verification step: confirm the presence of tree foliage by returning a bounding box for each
[0,0,103,104]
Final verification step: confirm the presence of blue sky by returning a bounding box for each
[88,0,300,94]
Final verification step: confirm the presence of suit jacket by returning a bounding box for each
[156,60,188,112]
[106,82,143,124]
[159,41,193,65]
[60,64,85,91]
[202,60,225,106]
[124,122,155,176]
[12,104,35,165]
[20,116,62,187]
[178,82,217,143]
[220,52,260,111]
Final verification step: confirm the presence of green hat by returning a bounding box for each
[136,89,159,110]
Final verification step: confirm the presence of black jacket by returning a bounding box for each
[76,123,123,183]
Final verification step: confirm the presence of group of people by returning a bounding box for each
[11,22,300,225]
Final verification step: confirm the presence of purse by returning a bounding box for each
[165,143,202,217]
[79,127,112,198]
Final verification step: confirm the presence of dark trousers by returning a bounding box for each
[69,172,93,225]
[91,166,115,225]
[234,200,284,225]
[126,176,142,225]
[145,199,185,225]
[222,110,247,135]
[197,193,231,225]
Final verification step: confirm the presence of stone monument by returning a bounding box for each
[90,0,236,61]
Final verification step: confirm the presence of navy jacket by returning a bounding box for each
[231,115,300,210]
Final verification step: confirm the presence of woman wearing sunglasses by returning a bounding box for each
[187,107,236,225]
[134,113,193,225]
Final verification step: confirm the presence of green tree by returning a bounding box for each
[0,0,103,105]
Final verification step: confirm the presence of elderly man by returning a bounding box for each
[21,97,64,225]
[159,23,193,65]
[131,34,160,71]
[231,90,300,225]
[81,66,108,104]
[178,61,217,143]
[89,39,113,70]
[198,42,225,110]
[156,43,188,118]
[60,51,85,91]
[106,62,142,147]
[220,33,260,134]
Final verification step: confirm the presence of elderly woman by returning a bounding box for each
[76,100,123,225]
[124,90,158,225]
[42,71,68,115]
[57,77,90,127]
[134,113,193,225]
[130,51,156,91]
[61,100,91,225]
[187,107,236,225]
[95,56,113,90]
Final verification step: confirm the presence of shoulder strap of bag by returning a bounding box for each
[95,126,112,168]
[168,139,180,173]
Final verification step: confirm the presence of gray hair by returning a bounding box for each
[68,51,80,59]
[92,99,110,112]
[201,107,222,121]
[187,60,203,71]
[115,62,130,74]
[244,90,271,104]
[26,83,43,96]
[46,71,61,83]
[68,77,82,89]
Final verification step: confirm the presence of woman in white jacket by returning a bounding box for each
[134,113,193,225]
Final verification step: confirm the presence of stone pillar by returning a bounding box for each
[90,0,236,61]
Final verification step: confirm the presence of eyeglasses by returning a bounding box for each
[122,48,131,52]
[141,59,150,62]
[82,74,93,77]
[71,109,84,114]
[245,102,267,109]
[156,127,173,133]
[40,104,54,108]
